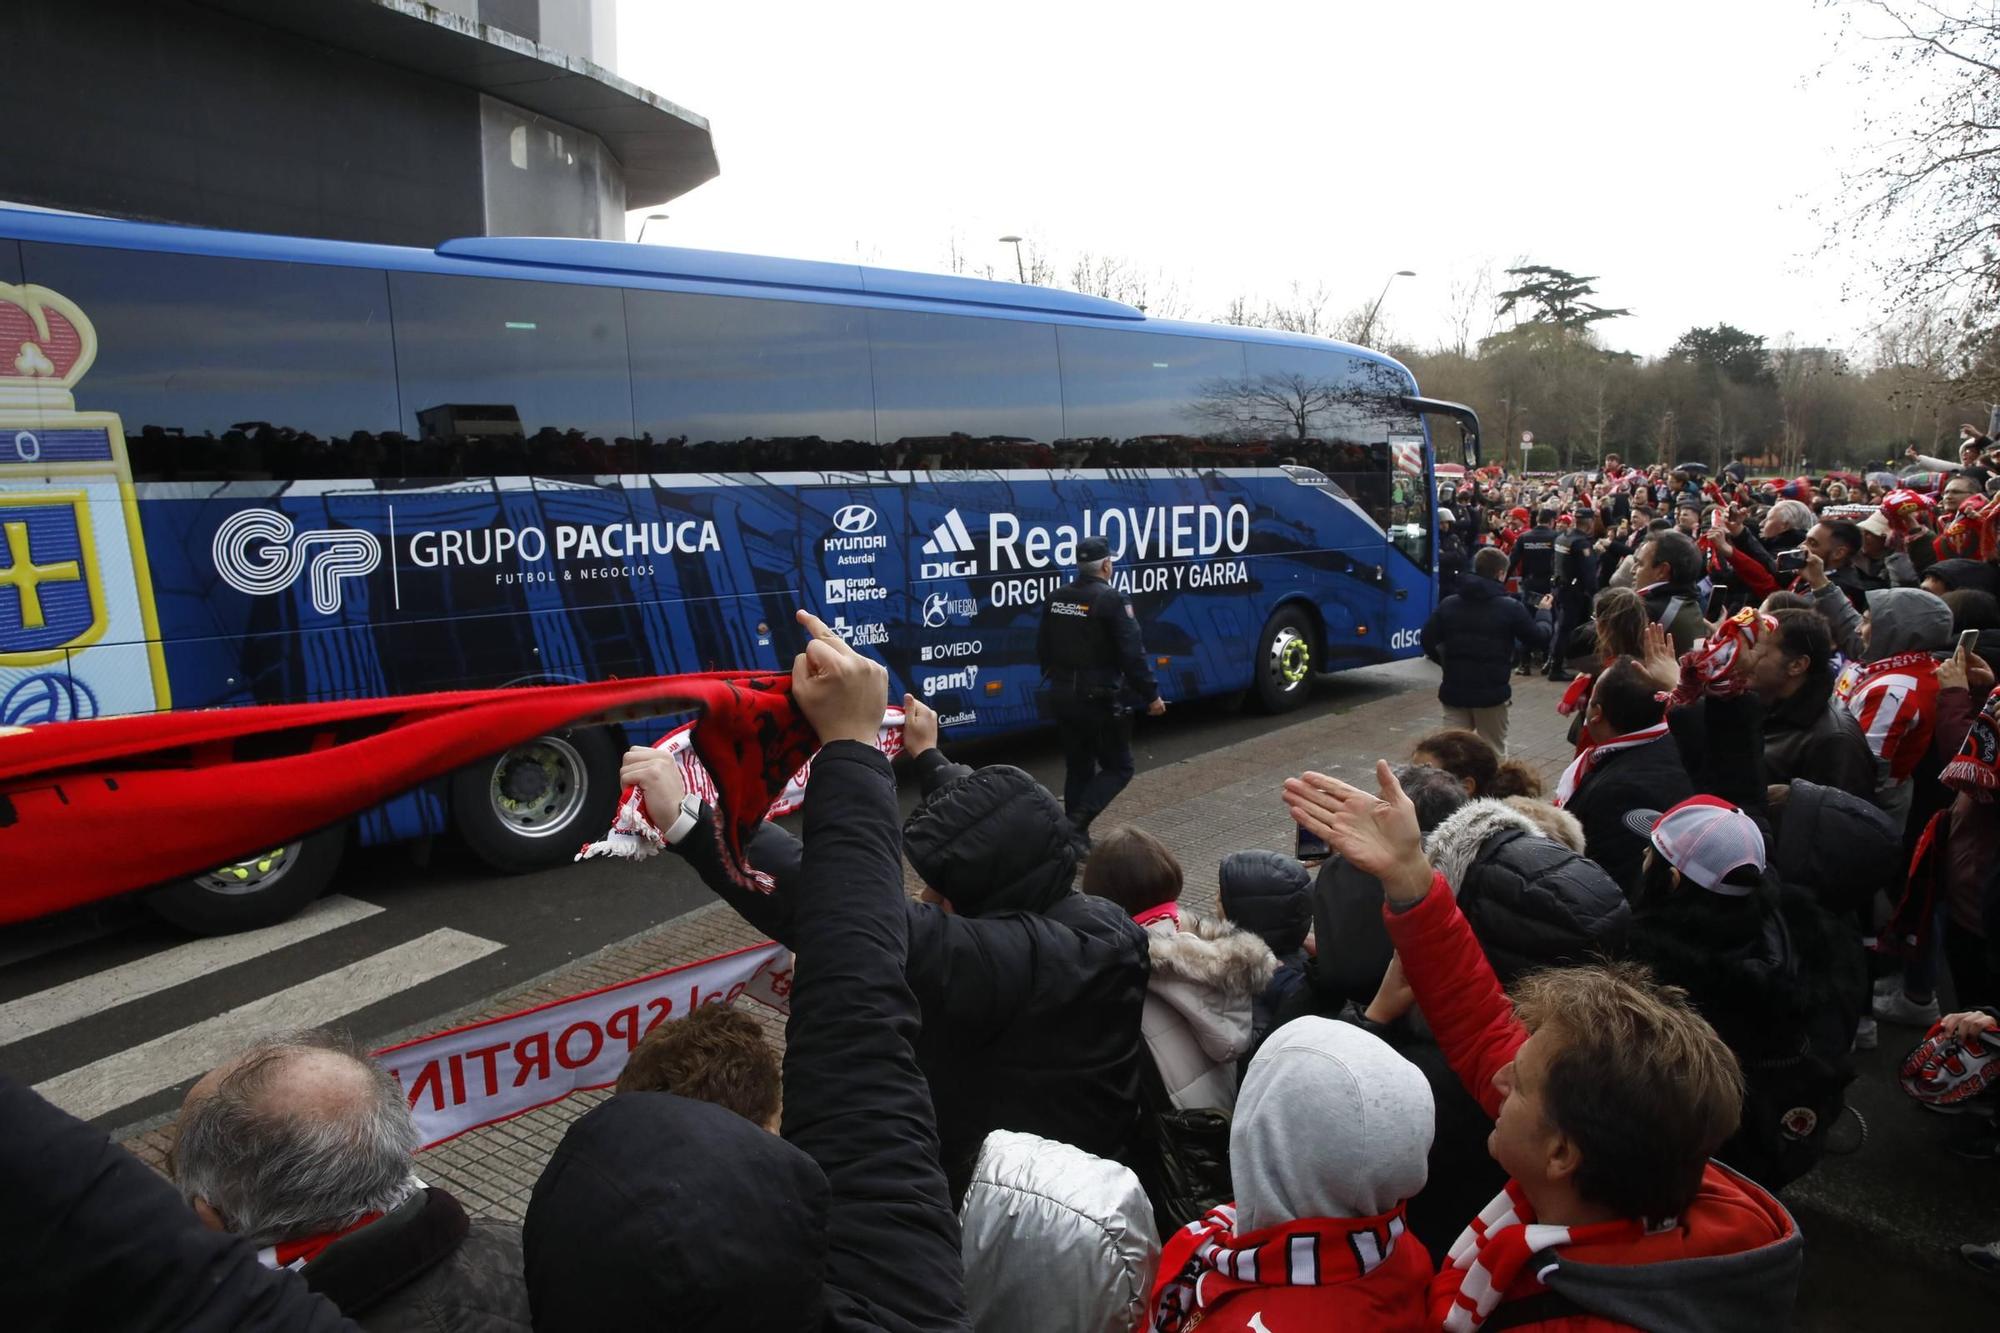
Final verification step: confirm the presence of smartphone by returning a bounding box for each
[1777,549,1808,574]
[1294,823,1331,864]
[1959,628,1981,657]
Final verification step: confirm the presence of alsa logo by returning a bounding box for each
[920,640,981,662]
[213,508,381,615]
[1389,628,1422,650]
[920,509,978,579]
[922,664,979,695]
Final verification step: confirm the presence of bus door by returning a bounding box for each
[1382,433,1435,653]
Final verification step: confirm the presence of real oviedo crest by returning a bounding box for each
[0,282,169,725]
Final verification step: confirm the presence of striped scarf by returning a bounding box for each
[255,1210,382,1272]
[1552,722,1670,807]
[1151,1202,1409,1332]
[1434,1182,1647,1332]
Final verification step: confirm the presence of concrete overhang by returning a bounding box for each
[195,0,718,208]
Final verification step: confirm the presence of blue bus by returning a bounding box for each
[0,205,1478,930]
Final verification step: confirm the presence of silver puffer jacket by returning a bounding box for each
[958,1129,1160,1333]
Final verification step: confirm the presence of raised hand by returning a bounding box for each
[1282,760,1431,906]
[900,693,939,757]
[792,609,889,747]
[1639,621,1681,691]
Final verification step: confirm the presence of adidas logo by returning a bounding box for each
[920,509,978,579]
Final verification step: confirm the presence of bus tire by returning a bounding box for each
[453,727,622,874]
[147,827,347,935]
[1254,605,1316,713]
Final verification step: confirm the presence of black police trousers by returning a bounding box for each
[1050,696,1135,832]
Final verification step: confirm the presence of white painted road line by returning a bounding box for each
[0,895,387,1046]
[33,928,504,1122]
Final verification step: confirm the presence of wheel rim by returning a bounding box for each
[193,843,301,896]
[1268,625,1312,692]
[488,736,590,839]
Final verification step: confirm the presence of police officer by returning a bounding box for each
[1036,536,1164,839]
[1545,512,1597,682]
[1507,507,1558,674]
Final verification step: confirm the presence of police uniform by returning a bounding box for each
[1036,536,1159,835]
[1507,521,1557,672]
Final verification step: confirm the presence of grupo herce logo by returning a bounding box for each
[832,504,878,535]
[212,508,381,615]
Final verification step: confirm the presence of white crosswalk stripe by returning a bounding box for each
[32,928,503,1122]
[0,894,385,1045]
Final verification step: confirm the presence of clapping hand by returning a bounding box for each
[1282,761,1431,906]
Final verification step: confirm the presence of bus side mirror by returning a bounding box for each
[1461,425,1481,468]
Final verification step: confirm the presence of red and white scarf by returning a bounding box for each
[1434,1182,1649,1332]
[1151,1202,1409,1332]
[255,1210,382,1273]
[1835,650,1941,782]
[1552,722,1670,807]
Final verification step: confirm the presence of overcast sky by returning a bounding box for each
[615,0,1897,360]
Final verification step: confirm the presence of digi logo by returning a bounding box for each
[212,507,381,615]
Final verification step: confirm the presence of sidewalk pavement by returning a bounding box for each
[118,662,1996,1322]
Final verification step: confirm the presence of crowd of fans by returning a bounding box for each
[12,431,2000,1327]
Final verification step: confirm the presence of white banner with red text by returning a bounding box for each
[375,941,794,1149]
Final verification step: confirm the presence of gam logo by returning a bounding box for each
[212,508,381,615]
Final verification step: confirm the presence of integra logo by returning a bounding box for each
[920,509,978,579]
[922,664,980,696]
[922,591,977,628]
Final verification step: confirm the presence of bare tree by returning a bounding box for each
[1216,295,1258,326]
[1444,261,1496,358]
[1187,372,1344,442]
[1264,281,1333,336]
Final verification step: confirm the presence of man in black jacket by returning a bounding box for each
[1559,656,1694,890]
[1632,529,1710,652]
[624,694,1149,1206]
[1546,514,1598,682]
[1508,508,1560,674]
[1420,545,1548,754]
[1745,608,1876,800]
[531,610,969,1333]
[1036,536,1165,837]
[1803,519,1871,614]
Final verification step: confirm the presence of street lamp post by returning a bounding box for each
[637,213,669,243]
[1357,269,1415,346]
[998,234,1026,283]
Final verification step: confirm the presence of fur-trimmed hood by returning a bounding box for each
[1145,915,1277,1066]
[1425,799,1551,892]
[1501,798,1585,853]
[1146,914,1279,998]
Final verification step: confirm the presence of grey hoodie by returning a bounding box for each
[1863,585,1952,661]
[1230,1017,1433,1232]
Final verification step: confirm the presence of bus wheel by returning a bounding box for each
[147,827,346,935]
[1254,606,1316,713]
[454,728,621,874]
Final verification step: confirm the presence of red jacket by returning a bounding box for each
[1383,878,1803,1333]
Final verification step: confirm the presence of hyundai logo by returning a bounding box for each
[832,504,878,535]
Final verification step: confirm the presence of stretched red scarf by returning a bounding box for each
[1151,1202,1411,1332]
[0,672,817,924]
[1434,1181,1648,1332]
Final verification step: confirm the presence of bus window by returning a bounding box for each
[0,241,19,285]
[1240,345,1414,529]
[626,291,876,472]
[19,243,399,481]
[389,272,633,476]
[867,310,1062,467]
[1054,327,1247,467]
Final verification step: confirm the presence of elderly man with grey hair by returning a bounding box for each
[172,1028,529,1332]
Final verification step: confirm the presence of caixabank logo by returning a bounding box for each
[0,282,170,719]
